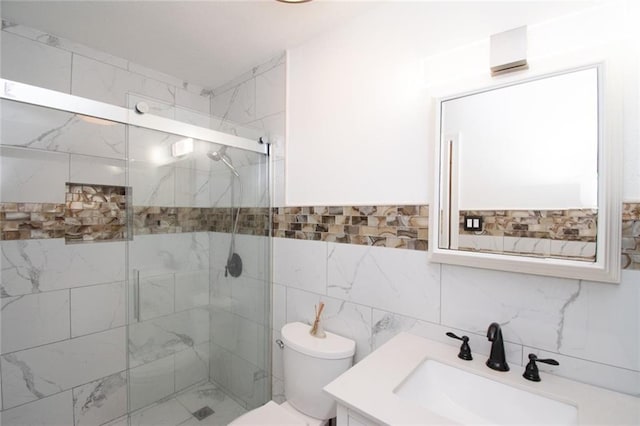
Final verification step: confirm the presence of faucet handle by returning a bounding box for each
[446,332,473,360]
[523,353,559,382]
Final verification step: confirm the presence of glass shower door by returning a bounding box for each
[125,124,271,423]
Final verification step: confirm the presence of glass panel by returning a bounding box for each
[0,97,270,425]
[126,125,271,421]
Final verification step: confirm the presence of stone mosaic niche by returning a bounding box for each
[65,183,128,243]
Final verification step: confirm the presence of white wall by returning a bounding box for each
[286,0,638,205]
[274,0,640,400]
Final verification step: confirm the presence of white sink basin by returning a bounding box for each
[394,359,578,425]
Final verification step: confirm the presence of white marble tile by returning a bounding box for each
[1,31,71,93]
[1,290,70,354]
[0,146,68,203]
[129,308,209,368]
[503,236,551,256]
[559,270,640,371]
[139,273,175,321]
[272,284,287,333]
[210,309,259,366]
[255,64,286,119]
[272,158,286,207]
[129,355,175,412]
[130,162,176,207]
[209,343,232,391]
[71,281,126,337]
[371,310,523,367]
[224,234,269,281]
[211,79,255,124]
[72,55,175,107]
[247,111,285,158]
[70,155,126,186]
[176,107,211,128]
[210,267,233,312]
[1,100,126,159]
[273,238,328,294]
[228,353,269,409]
[176,88,210,115]
[457,234,504,252]
[441,264,583,352]
[175,167,211,207]
[272,377,285,404]
[322,296,373,362]
[128,93,176,119]
[73,371,127,426]
[521,346,640,397]
[212,53,285,97]
[130,233,209,277]
[285,287,321,327]
[130,396,191,426]
[1,22,128,70]
[175,343,209,392]
[550,240,597,260]
[0,390,74,426]
[209,232,232,273]
[175,270,209,312]
[128,125,183,164]
[127,61,184,89]
[272,329,284,381]
[1,239,126,297]
[231,275,268,325]
[209,171,233,207]
[327,243,441,323]
[175,382,247,424]
[214,120,263,142]
[102,414,129,426]
[1,327,126,409]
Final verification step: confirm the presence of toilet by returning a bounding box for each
[229,322,356,425]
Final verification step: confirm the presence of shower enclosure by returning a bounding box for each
[0,79,271,425]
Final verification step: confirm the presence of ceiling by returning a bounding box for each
[0,0,377,89]
[1,1,599,90]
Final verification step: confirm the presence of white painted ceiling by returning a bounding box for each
[0,0,377,89]
[1,0,598,90]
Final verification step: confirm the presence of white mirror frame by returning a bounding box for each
[429,61,622,283]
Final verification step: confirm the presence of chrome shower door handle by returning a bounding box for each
[133,269,140,322]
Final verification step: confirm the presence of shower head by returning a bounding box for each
[207,148,240,177]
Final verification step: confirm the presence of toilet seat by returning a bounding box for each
[229,401,307,426]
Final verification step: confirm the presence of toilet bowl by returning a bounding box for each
[229,322,356,426]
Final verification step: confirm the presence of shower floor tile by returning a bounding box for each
[127,381,247,426]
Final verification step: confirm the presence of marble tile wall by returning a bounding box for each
[0,21,276,425]
[271,237,640,402]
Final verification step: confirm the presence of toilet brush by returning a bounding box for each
[309,302,326,338]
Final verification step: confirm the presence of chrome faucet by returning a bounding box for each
[486,322,509,371]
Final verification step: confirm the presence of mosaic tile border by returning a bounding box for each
[458,209,598,241]
[132,206,270,236]
[2,200,639,269]
[272,205,429,251]
[622,202,640,270]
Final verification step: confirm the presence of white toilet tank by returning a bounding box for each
[281,322,356,420]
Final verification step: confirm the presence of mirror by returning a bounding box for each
[430,64,622,282]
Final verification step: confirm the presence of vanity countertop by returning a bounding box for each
[323,332,639,425]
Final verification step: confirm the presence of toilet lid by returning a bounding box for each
[229,401,307,426]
